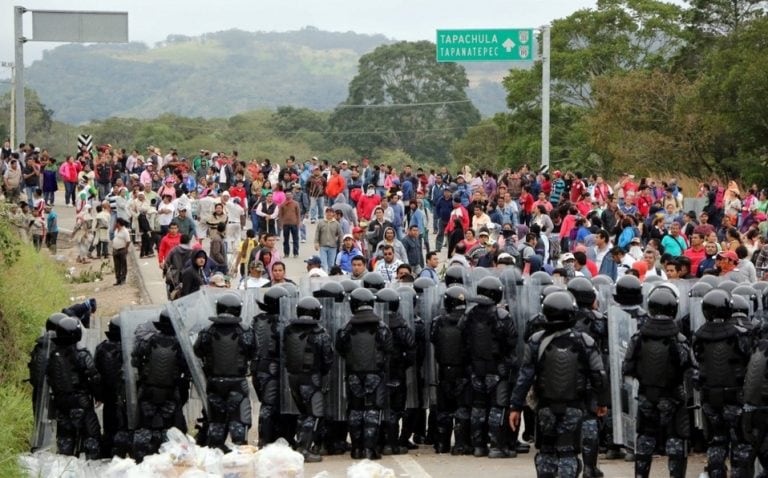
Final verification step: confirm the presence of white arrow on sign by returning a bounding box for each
[502,38,516,52]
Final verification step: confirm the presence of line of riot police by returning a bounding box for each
[27,267,768,477]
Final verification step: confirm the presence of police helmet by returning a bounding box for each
[698,275,721,288]
[752,281,768,296]
[413,277,435,295]
[216,292,243,318]
[717,280,738,294]
[313,281,346,303]
[542,291,578,324]
[258,286,289,314]
[281,282,300,298]
[529,271,554,286]
[350,287,376,313]
[474,276,503,306]
[362,272,386,291]
[444,265,466,286]
[340,279,358,295]
[689,281,713,298]
[54,317,83,344]
[567,277,597,309]
[154,309,175,334]
[592,275,614,288]
[540,284,565,305]
[46,312,69,332]
[443,286,468,313]
[730,295,750,317]
[702,289,732,322]
[296,297,323,320]
[376,288,401,313]
[644,275,663,284]
[106,316,122,341]
[647,286,679,318]
[732,285,759,312]
[614,275,643,306]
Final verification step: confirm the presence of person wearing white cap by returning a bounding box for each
[73,203,95,263]
[335,234,362,274]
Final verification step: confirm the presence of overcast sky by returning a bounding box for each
[0,0,687,78]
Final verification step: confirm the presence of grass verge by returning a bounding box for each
[0,243,70,476]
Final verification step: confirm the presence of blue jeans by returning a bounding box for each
[283,225,299,256]
[319,246,337,272]
[309,196,325,222]
[43,190,55,205]
[250,210,260,235]
[64,181,76,205]
[300,221,307,241]
[25,186,37,207]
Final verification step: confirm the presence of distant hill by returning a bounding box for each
[22,26,512,124]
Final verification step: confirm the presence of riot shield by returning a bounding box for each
[31,331,54,451]
[318,295,347,421]
[500,268,524,362]
[468,268,491,297]
[169,290,217,430]
[119,305,166,430]
[689,297,705,430]
[671,280,694,321]
[607,305,638,448]
[396,286,419,410]
[279,295,300,415]
[517,282,544,341]
[595,283,613,316]
[416,282,440,409]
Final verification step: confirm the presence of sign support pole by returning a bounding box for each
[541,24,550,172]
[14,5,26,145]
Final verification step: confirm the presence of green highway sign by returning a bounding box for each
[436,28,535,62]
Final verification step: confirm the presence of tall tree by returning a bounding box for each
[329,41,480,164]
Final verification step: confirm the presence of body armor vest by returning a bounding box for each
[636,336,675,389]
[209,325,248,377]
[743,342,768,406]
[142,336,181,388]
[346,324,379,373]
[254,314,279,361]
[536,333,586,403]
[284,325,316,375]
[48,346,81,395]
[469,311,496,363]
[695,322,744,390]
[95,341,123,389]
[435,314,464,367]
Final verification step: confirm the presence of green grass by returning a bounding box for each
[0,242,71,476]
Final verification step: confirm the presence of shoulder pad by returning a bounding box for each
[496,308,510,320]
[676,332,688,343]
[592,310,604,320]
[579,332,596,347]
[530,330,546,343]
[734,325,748,334]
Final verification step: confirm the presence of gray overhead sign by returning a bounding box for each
[31,10,128,43]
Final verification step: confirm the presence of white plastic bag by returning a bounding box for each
[254,438,305,478]
[346,459,396,478]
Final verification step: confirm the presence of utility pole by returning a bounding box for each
[541,24,551,172]
[14,5,26,146]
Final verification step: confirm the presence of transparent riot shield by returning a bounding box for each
[500,268,523,362]
[169,290,218,430]
[689,297,705,430]
[416,282,440,409]
[671,280,694,321]
[518,282,544,341]
[608,305,638,448]
[595,283,613,316]
[279,295,300,415]
[31,331,54,451]
[374,300,394,423]
[468,267,491,297]
[120,305,166,430]
[77,309,101,355]
[317,296,347,421]
[396,286,420,410]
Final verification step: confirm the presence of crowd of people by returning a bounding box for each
[9,139,768,476]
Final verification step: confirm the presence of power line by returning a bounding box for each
[336,99,472,108]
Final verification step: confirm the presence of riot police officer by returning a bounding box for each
[623,285,692,478]
[194,292,255,450]
[283,297,334,462]
[431,285,472,455]
[131,309,189,461]
[693,289,753,478]
[363,271,386,291]
[567,277,607,478]
[509,291,608,478]
[251,285,289,447]
[95,316,131,457]
[336,287,393,460]
[28,312,67,438]
[375,288,416,455]
[47,317,102,459]
[464,276,518,458]
[742,334,768,474]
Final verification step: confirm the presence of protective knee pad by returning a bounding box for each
[363,410,382,448]
[83,437,101,460]
[132,428,154,462]
[534,452,558,478]
[229,421,248,445]
[557,453,581,478]
[208,422,228,447]
[470,407,488,446]
[113,430,133,458]
[635,433,657,457]
[487,407,506,448]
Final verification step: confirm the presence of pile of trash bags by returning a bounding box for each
[19,428,397,478]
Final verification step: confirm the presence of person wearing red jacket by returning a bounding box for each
[158,222,182,269]
[228,178,248,210]
[325,166,346,202]
[58,155,82,206]
[444,195,470,235]
[356,185,381,222]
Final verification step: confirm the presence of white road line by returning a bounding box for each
[392,454,433,478]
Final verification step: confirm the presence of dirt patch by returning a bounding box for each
[52,235,145,327]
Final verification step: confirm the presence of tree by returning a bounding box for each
[687,0,766,35]
[499,0,685,171]
[450,118,507,172]
[329,41,480,164]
